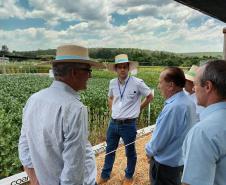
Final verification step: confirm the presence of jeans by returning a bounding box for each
[101,119,137,179]
[150,158,183,185]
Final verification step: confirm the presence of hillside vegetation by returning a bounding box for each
[5,48,222,67]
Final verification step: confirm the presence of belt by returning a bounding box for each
[111,118,136,124]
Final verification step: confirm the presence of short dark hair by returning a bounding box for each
[52,63,74,77]
[52,62,88,77]
[164,67,186,88]
[115,63,130,70]
[200,60,226,99]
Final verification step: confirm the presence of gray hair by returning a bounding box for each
[52,62,89,77]
[200,60,226,99]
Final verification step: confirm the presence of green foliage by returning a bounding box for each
[12,49,55,59]
[0,63,51,74]
[178,52,223,57]
[0,69,164,178]
[4,48,222,67]
[0,45,9,56]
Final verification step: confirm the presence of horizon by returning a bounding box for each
[1,0,226,53]
[10,47,223,54]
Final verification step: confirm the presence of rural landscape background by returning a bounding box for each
[0,44,223,179]
[1,0,225,181]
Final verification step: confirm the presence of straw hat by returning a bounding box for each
[107,54,138,72]
[185,65,199,82]
[52,44,105,68]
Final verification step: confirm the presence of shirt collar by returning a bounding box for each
[200,102,226,121]
[118,75,130,85]
[165,91,185,105]
[183,88,194,96]
[51,80,81,100]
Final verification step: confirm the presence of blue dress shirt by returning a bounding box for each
[182,102,226,185]
[146,91,196,167]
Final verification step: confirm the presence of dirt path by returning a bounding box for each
[96,134,151,185]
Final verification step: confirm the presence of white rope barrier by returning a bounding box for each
[94,125,155,157]
[0,125,155,185]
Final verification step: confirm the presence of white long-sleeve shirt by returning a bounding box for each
[18,81,96,185]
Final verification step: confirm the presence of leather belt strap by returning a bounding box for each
[111,118,136,124]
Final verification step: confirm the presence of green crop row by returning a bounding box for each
[0,63,51,74]
[0,69,164,179]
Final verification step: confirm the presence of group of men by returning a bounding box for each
[18,44,226,185]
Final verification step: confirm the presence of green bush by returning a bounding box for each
[0,68,164,178]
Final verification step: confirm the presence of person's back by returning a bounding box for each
[21,81,86,184]
[183,103,226,185]
[19,44,104,185]
[182,60,226,185]
[199,107,226,185]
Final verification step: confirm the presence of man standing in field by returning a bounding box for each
[18,44,104,185]
[146,67,196,185]
[182,60,226,185]
[98,54,153,185]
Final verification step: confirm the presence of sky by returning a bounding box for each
[0,0,226,53]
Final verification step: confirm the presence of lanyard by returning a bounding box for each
[118,77,130,100]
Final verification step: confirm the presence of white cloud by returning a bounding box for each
[0,0,27,19]
[0,0,225,53]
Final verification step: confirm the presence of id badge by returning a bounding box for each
[118,101,122,108]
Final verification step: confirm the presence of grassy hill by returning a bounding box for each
[6,48,222,67]
[177,52,222,57]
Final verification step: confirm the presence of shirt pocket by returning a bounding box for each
[127,89,138,99]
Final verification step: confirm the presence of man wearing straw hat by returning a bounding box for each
[184,65,204,121]
[18,44,104,185]
[98,54,153,185]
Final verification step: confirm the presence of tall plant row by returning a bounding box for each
[0,69,164,179]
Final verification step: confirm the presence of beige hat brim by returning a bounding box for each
[107,61,138,72]
[185,74,195,82]
[52,58,105,69]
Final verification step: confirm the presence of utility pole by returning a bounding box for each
[223,28,226,60]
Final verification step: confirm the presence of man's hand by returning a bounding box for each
[24,167,39,185]
[140,93,153,111]
[146,154,152,164]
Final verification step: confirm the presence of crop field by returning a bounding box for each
[0,66,164,178]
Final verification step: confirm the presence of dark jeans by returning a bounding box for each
[150,158,183,185]
[101,119,137,179]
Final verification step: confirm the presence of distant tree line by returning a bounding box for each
[89,48,221,66]
[0,45,222,66]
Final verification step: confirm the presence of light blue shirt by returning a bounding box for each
[108,76,152,119]
[146,91,196,167]
[18,81,96,185]
[182,102,226,185]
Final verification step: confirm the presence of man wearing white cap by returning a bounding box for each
[18,44,104,185]
[98,54,153,185]
[184,65,204,121]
